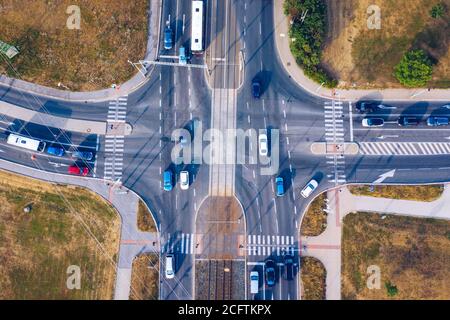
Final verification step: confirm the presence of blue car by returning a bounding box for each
[163,170,173,191]
[275,177,284,197]
[164,27,173,50]
[47,146,65,157]
[72,151,94,161]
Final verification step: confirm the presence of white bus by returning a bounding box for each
[7,133,46,152]
[191,0,204,54]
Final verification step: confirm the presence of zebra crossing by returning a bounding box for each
[108,96,127,122]
[247,235,296,257]
[324,100,347,185]
[360,142,450,156]
[162,233,196,255]
[104,96,127,181]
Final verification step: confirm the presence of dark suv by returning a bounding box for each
[355,101,378,113]
[252,80,261,98]
[398,116,419,126]
[283,255,294,280]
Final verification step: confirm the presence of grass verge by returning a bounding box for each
[129,254,159,300]
[300,257,326,300]
[137,200,157,233]
[0,169,120,299]
[301,192,328,236]
[348,185,444,202]
[342,212,450,299]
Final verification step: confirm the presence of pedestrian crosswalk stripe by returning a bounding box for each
[360,142,450,156]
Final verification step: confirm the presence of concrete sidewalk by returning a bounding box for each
[0,0,161,102]
[0,158,160,300]
[274,2,450,101]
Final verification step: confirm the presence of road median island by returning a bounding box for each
[342,212,450,299]
[310,142,359,155]
[0,169,120,299]
[301,192,328,237]
[0,0,149,92]
[348,184,444,202]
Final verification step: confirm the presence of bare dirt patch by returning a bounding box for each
[129,253,159,300]
[0,0,148,91]
[322,0,450,88]
[342,212,450,300]
[0,169,120,299]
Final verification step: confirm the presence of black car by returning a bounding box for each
[398,116,419,126]
[355,101,377,113]
[265,260,276,286]
[283,255,294,280]
[252,80,261,98]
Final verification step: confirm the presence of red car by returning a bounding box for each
[68,165,89,176]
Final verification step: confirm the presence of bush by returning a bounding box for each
[385,281,398,297]
[430,3,446,18]
[284,0,336,88]
[394,49,433,87]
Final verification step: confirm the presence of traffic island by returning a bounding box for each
[311,142,359,155]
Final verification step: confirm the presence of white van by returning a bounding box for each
[165,254,175,279]
[250,271,259,294]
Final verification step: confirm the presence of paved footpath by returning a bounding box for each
[0,158,159,300]
[274,2,450,101]
[300,185,450,300]
[0,0,161,102]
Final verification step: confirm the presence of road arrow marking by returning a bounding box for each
[377,135,399,140]
[373,169,396,184]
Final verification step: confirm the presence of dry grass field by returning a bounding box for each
[129,254,159,300]
[322,0,450,88]
[0,169,120,299]
[348,185,444,202]
[300,257,326,300]
[301,192,328,236]
[137,200,157,233]
[0,0,148,91]
[342,212,450,300]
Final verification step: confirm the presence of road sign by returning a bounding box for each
[0,40,19,59]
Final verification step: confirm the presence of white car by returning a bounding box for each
[165,254,175,279]
[259,133,268,156]
[180,171,189,190]
[301,179,318,198]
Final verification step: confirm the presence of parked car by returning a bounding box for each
[427,116,449,127]
[275,177,284,197]
[164,27,173,50]
[163,170,173,191]
[180,171,189,190]
[250,271,259,294]
[265,260,276,287]
[68,165,89,176]
[362,118,384,127]
[301,179,318,198]
[283,254,294,280]
[72,151,94,161]
[259,132,268,156]
[252,79,261,98]
[165,254,175,279]
[398,116,419,126]
[47,146,65,157]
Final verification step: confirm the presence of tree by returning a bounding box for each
[394,50,433,87]
[430,3,446,18]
